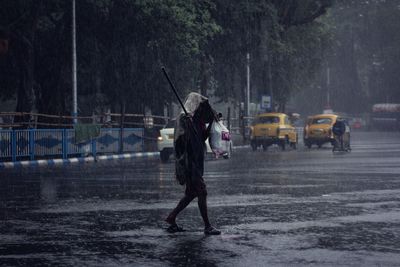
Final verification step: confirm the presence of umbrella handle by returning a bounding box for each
[162,67,188,116]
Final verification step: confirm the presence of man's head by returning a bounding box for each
[183,92,215,123]
[196,101,215,123]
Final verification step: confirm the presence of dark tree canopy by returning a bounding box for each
[10,0,397,118]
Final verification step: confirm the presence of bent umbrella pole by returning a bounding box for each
[162,66,206,147]
[162,67,217,122]
[161,67,188,116]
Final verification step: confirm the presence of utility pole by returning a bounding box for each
[243,0,250,141]
[72,0,78,124]
[326,66,330,109]
[246,52,250,118]
[268,51,273,111]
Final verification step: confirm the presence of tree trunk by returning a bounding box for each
[13,1,43,121]
[14,33,35,127]
[15,47,34,113]
[199,55,208,96]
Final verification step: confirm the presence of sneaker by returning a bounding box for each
[204,226,221,235]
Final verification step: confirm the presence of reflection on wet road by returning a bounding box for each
[1,131,400,266]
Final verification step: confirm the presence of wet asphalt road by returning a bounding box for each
[1,131,400,266]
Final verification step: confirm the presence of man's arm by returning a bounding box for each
[204,121,213,141]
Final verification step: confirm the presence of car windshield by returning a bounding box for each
[254,116,280,124]
[164,119,176,128]
[312,118,332,125]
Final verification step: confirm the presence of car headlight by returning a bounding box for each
[157,136,163,141]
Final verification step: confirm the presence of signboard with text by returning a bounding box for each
[261,95,271,110]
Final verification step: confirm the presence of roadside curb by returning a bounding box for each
[233,145,249,149]
[0,152,160,169]
[1,146,249,169]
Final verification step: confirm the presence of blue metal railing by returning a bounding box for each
[0,128,144,162]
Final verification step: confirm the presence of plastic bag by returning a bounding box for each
[209,121,230,157]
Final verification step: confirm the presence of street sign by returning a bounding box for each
[261,95,271,110]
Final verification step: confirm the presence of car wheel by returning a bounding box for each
[160,150,170,163]
[223,143,232,159]
[281,136,289,151]
[280,140,286,151]
[262,144,268,151]
[251,141,257,151]
[304,139,312,149]
[291,142,297,150]
[317,143,322,149]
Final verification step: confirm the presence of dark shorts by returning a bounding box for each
[185,177,207,197]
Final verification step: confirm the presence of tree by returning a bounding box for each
[0,0,334,119]
[208,0,333,111]
[0,0,45,116]
[310,0,400,114]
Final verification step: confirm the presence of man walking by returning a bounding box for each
[165,92,221,235]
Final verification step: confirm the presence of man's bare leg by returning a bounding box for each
[198,194,221,235]
[166,195,195,225]
[198,194,211,228]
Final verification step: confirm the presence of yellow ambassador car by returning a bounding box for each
[250,113,298,151]
[304,114,339,148]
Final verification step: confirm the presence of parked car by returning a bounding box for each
[304,114,347,148]
[157,119,176,163]
[249,112,298,151]
[157,119,232,163]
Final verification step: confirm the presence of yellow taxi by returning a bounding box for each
[303,114,340,148]
[250,112,298,151]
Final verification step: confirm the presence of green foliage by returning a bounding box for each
[316,0,400,113]
[0,0,334,115]
[210,0,333,110]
